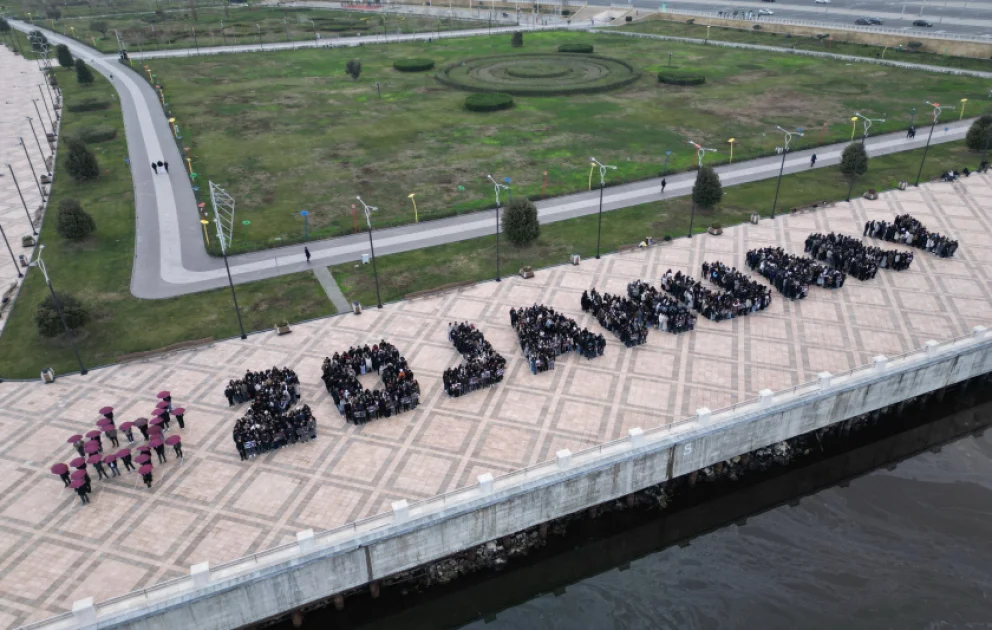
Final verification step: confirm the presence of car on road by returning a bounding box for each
[758,8,774,15]
[866,17,883,24]
[760,0,775,3]
[912,19,933,27]
[854,18,870,25]
[814,0,830,4]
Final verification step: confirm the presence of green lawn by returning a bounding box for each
[617,19,992,73]
[148,30,989,254]
[0,49,334,380]
[330,141,977,307]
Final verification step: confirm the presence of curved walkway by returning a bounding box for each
[8,20,982,299]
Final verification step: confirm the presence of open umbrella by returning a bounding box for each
[70,457,86,469]
[116,448,131,459]
[155,400,168,410]
[134,417,149,427]
[134,453,151,465]
[172,407,185,416]
[137,445,152,454]
[103,453,118,464]
[151,408,166,418]
[70,478,86,489]
[84,441,101,454]
[148,426,163,436]
[99,406,114,416]
[138,464,153,475]
[149,437,165,448]
[119,421,134,431]
[51,463,69,475]
[85,430,102,439]
[165,435,181,446]
[149,416,163,426]
[70,469,87,480]
[96,417,112,427]
[156,391,170,399]
[67,434,83,444]
[86,454,102,465]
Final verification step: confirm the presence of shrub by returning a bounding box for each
[692,166,723,209]
[56,198,96,239]
[907,41,923,50]
[65,137,100,181]
[67,98,111,113]
[625,16,632,22]
[35,291,90,338]
[752,24,762,30]
[345,58,362,80]
[686,18,695,24]
[46,7,61,19]
[503,197,540,246]
[965,114,992,151]
[79,126,117,143]
[56,43,73,69]
[464,92,514,112]
[561,9,571,16]
[90,20,108,35]
[658,71,705,86]
[840,142,869,181]
[557,43,593,53]
[393,58,435,72]
[511,31,523,48]
[75,58,94,85]
[0,18,9,33]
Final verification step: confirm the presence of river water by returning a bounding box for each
[463,424,992,630]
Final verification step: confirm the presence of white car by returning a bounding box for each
[758,8,774,15]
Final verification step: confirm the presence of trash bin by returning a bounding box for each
[361,253,370,265]
[352,301,362,315]
[749,213,760,224]
[570,254,581,266]
[18,255,27,267]
[41,368,55,384]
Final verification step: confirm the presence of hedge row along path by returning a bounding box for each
[436,53,640,96]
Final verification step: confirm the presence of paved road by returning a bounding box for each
[9,20,982,299]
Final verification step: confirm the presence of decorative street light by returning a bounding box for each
[589,157,617,259]
[209,182,247,340]
[0,219,22,279]
[6,164,38,235]
[486,174,510,281]
[25,116,49,174]
[915,101,950,186]
[28,245,87,374]
[686,141,717,238]
[356,196,383,308]
[662,149,673,176]
[300,210,309,241]
[727,138,736,164]
[853,111,886,145]
[19,137,46,201]
[850,116,859,142]
[959,97,968,120]
[770,126,804,220]
[407,193,419,223]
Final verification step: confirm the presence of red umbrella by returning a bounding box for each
[70,469,87,479]
[96,417,112,427]
[149,437,164,448]
[148,426,163,436]
[138,464,154,475]
[149,416,163,426]
[155,400,168,409]
[67,434,83,444]
[86,454,102,465]
[70,457,86,469]
[84,441,101,454]
[165,435,181,446]
[156,391,170,399]
[119,421,134,431]
[135,453,151,465]
[85,430,102,439]
[70,479,86,489]
[103,454,118,464]
[51,463,69,475]
[134,418,149,427]
[99,406,114,415]
[116,448,131,459]
[172,407,185,415]
[151,408,166,418]
[137,445,152,454]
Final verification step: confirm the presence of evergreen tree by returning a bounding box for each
[35,291,90,338]
[511,31,523,48]
[839,142,869,182]
[65,137,100,181]
[0,18,10,33]
[56,198,96,239]
[965,114,992,152]
[345,59,362,80]
[691,166,723,209]
[503,197,540,246]
[56,43,73,70]
[75,58,94,85]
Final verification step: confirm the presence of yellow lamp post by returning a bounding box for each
[588,162,595,191]
[169,117,178,138]
[727,138,736,163]
[200,219,210,246]
[408,193,419,223]
[850,116,859,141]
[960,98,968,120]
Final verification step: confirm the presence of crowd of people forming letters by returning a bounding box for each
[746,247,845,299]
[804,233,913,281]
[321,342,421,424]
[227,367,317,460]
[864,215,959,258]
[443,323,506,396]
[510,305,606,373]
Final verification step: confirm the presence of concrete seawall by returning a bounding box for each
[30,328,992,630]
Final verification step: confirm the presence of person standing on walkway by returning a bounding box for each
[76,484,90,505]
[107,458,120,477]
[305,247,311,263]
[151,162,158,174]
[810,154,817,168]
[142,470,153,488]
[122,452,135,472]
[154,442,167,464]
[660,178,666,194]
[93,459,108,480]
[106,426,120,448]
[163,161,169,173]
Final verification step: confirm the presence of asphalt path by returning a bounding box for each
[9,20,982,299]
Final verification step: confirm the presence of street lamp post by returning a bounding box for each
[853,111,886,145]
[589,157,617,259]
[19,137,46,201]
[0,221,23,278]
[486,174,510,281]
[7,164,38,235]
[727,138,736,164]
[310,19,318,42]
[256,24,262,48]
[300,210,309,241]
[29,245,88,374]
[909,106,917,129]
[407,193,418,223]
[355,196,383,308]
[959,98,968,120]
[38,84,57,126]
[686,141,717,238]
[915,101,947,186]
[25,116,49,174]
[663,150,672,176]
[770,126,804,220]
[850,116,859,141]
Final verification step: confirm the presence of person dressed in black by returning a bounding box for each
[305,247,311,263]
[76,484,90,505]
[107,458,120,477]
[122,452,135,472]
[59,470,71,487]
[660,178,667,194]
[583,288,650,346]
[321,343,420,423]
[93,459,108,480]
[810,153,817,168]
[151,162,158,174]
[138,422,149,441]
[122,425,134,443]
[510,304,605,371]
[142,470,153,488]
[106,426,120,448]
[174,409,185,430]
[154,442,167,464]
[173,441,184,459]
[864,215,958,258]
[163,161,169,173]
[443,322,506,397]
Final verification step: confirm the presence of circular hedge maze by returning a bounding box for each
[437,53,640,97]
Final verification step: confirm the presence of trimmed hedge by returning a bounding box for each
[393,58,435,72]
[79,126,117,143]
[658,71,705,86]
[437,54,640,97]
[464,92,514,113]
[67,98,111,113]
[557,43,593,53]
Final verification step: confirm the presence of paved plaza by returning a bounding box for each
[0,46,50,336]
[0,177,991,628]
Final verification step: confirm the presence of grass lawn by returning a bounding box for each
[617,19,992,73]
[330,141,977,307]
[0,47,334,380]
[148,30,989,254]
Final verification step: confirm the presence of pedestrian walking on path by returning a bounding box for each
[660,178,666,194]
[151,162,158,174]
[810,154,817,168]
[305,247,311,263]
[164,161,169,173]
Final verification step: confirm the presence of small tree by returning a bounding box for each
[35,291,90,338]
[345,59,362,81]
[0,18,10,33]
[75,58,94,84]
[691,166,723,209]
[511,31,523,48]
[57,198,96,239]
[28,30,48,54]
[65,137,100,181]
[90,20,109,36]
[965,114,992,152]
[503,197,540,246]
[840,142,869,181]
[56,43,73,69]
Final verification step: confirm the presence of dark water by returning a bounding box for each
[464,423,992,630]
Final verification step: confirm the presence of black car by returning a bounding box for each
[866,17,883,25]
[854,18,870,25]
[760,0,775,3]
[912,19,933,27]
